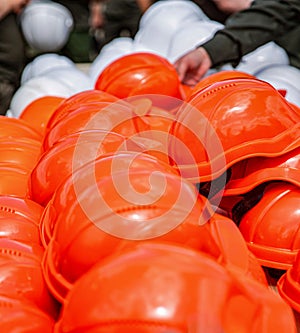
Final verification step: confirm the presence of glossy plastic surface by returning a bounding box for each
[20,96,65,136]
[0,137,42,171]
[224,146,300,196]
[0,251,57,316]
[54,242,296,333]
[0,164,31,198]
[169,78,300,182]
[43,100,149,152]
[30,130,127,206]
[95,52,183,100]
[46,89,120,130]
[190,70,256,100]
[277,251,300,312]
[0,116,43,142]
[0,295,54,332]
[239,183,300,269]
[0,195,43,223]
[39,151,180,248]
[42,159,266,302]
[20,0,74,52]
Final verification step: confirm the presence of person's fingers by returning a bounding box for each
[174,58,189,83]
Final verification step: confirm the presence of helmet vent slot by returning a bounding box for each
[200,83,237,99]
[0,301,13,309]
[115,205,158,214]
[0,206,16,214]
[0,248,22,257]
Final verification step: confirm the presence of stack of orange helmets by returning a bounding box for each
[4,51,300,331]
[0,115,59,331]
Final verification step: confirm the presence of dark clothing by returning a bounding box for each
[100,0,144,47]
[96,0,227,51]
[55,0,93,62]
[0,13,26,85]
[0,13,26,115]
[191,0,230,23]
[201,0,300,69]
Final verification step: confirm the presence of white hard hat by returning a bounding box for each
[89,37,134,86]
[167,20,224,63]
[235,42,289,75]
[21,53,75,84]
[256,65,300,107]
[134,0,209,57]
[9,76,74,118]
[20,0,74,52]
[44,67,93,93]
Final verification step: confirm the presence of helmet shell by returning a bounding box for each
[42,100,150,152]
[54,242,296,333]
[94,52,183,100]
[46,90,119,131]
[9,76,73,118]
[41,155,265,302]
[135,0,209,57]
[256,64,300,107]
[225,42,289,75]
[30,130,127,206]
[224,146,300,196]
[89,37,134,86]
[20,96,65,137]
[239,183,300,269]
[20,0,74,52]
[0,295,54,333]
[169,78,300,182]
[168,20,223,63]
[39,151,180,248]
[277,251,300,312]
[21,53,75,84]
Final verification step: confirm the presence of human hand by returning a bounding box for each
[11,0,31,14]
[212,0,252,13]
[174,47,212,86]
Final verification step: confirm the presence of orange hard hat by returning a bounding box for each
[169,78,300,183]
[0,238,45,262]
[0,249,57,316]
[30,130,127,206]
[0,116,43,142]
[277,251,300,313]
[190,70,256,100]
[238,182,300,270]
[42,160,266,302]
[95,52,183,100]
[39,151,179,248]
[20,95,65,137]
[224,146,300,196]
[0,295,54,332]
[124,96,176,164]
[0,216,40,245]
[0,195,43,223]
[0,137,42,172]
[42,169,212,302]
[54,242,296,333]
[46,89,120,131]
[0,164,32,198]
[42,100,150,152]
[180,83,193,100]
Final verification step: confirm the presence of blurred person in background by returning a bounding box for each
[89,0,154,51]
[175,0,300,86]
[51,0,95,62]
[0,0,31,115]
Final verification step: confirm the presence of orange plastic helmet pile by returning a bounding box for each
[0,51,299,332]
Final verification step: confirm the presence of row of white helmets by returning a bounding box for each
[9,0,300,118]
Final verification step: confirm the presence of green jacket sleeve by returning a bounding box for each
[201,0,300,67]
